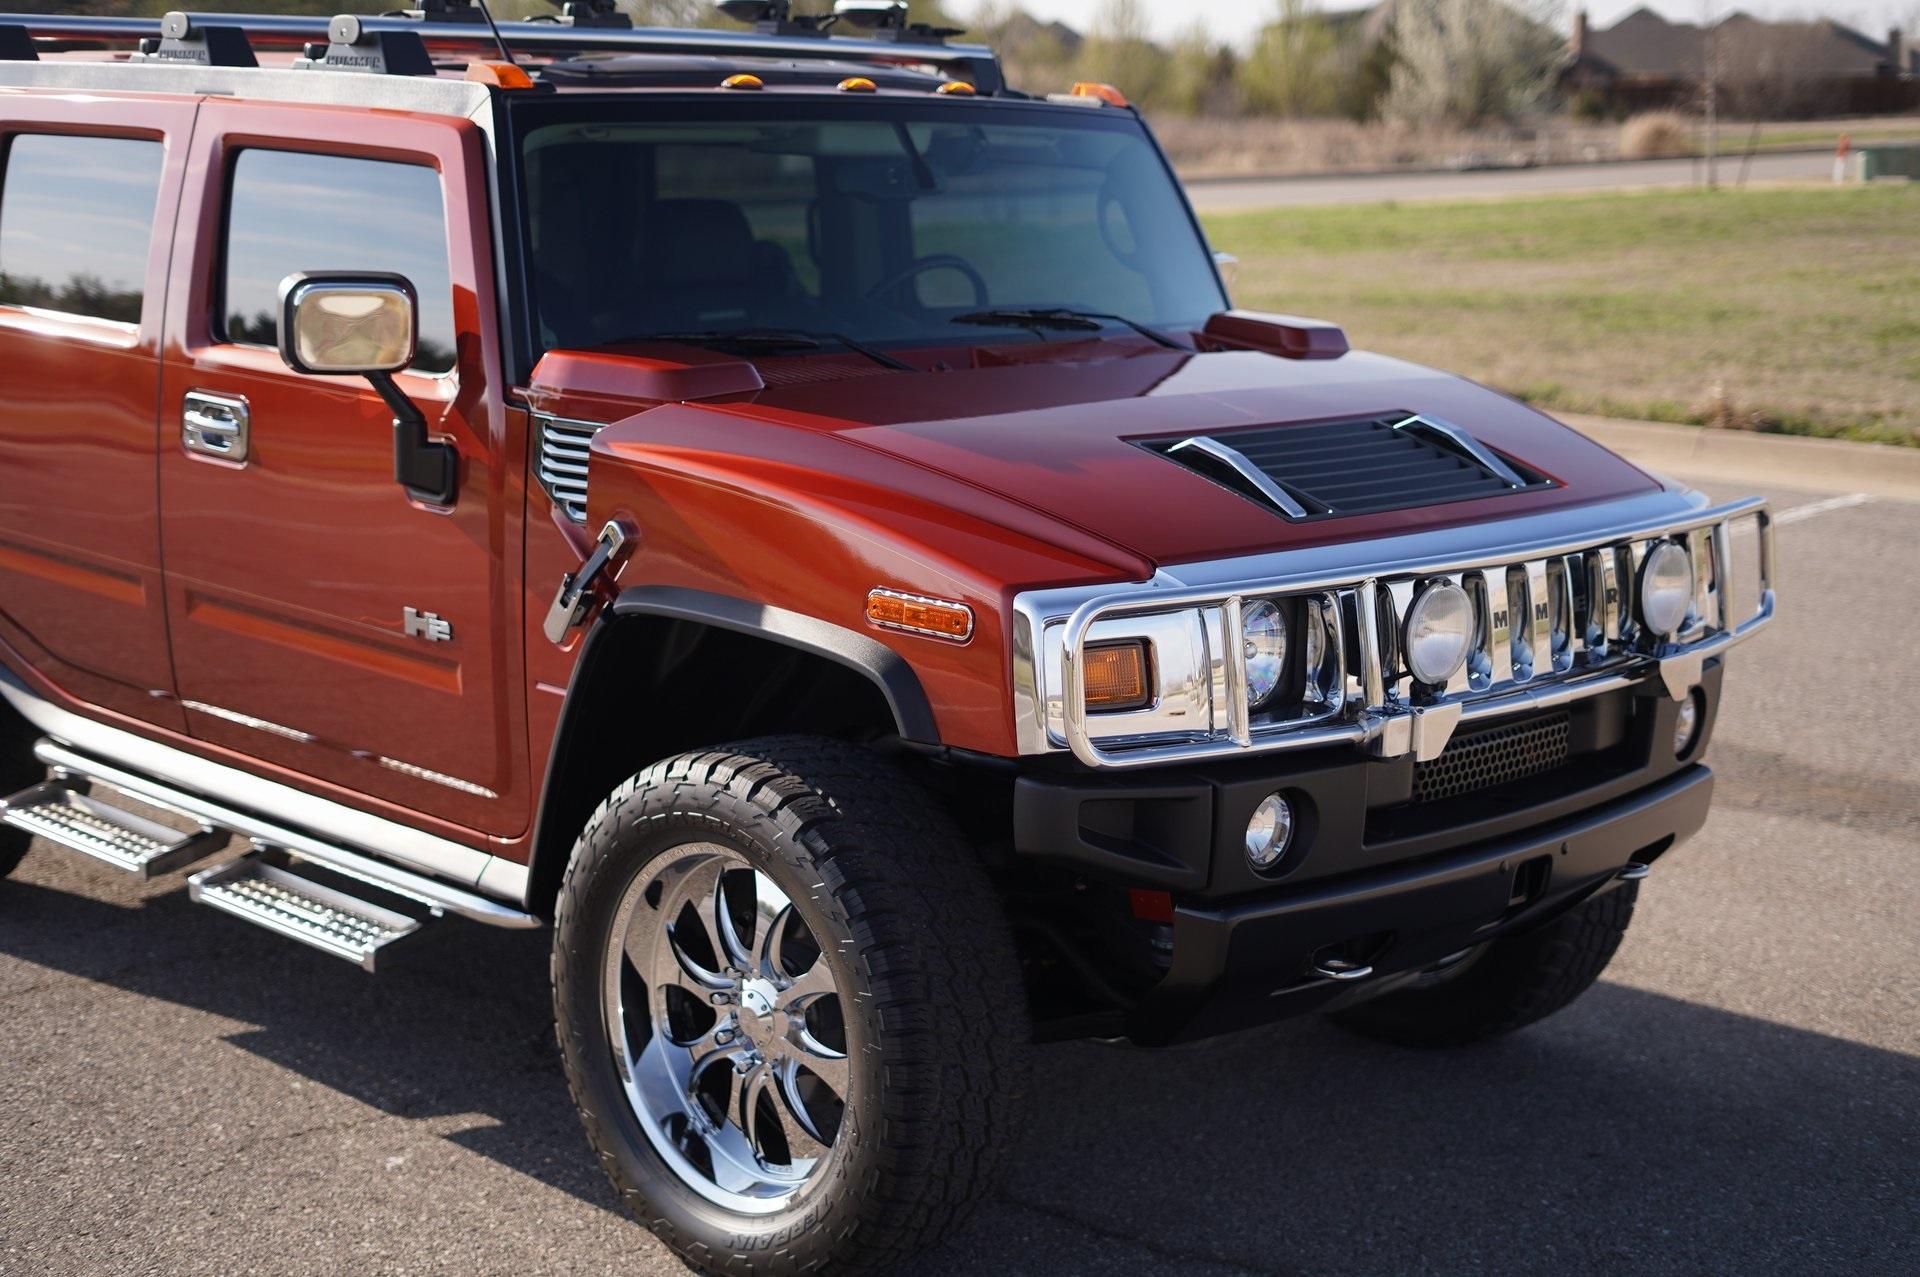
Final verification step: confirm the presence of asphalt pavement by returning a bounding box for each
[2,462,1915,1276]
[1185,149,1833,211]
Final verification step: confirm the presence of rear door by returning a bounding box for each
[158,102,530,837]
[0,96,193,730]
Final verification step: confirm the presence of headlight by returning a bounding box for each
[1241,598,1288,709]
[1404,581,1474,686]
[1638,541,1695,636]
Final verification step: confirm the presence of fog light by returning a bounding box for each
[1639,541,1696,637]
[1674,690,1704,757]
[1404,581,1474,686]
[1245,793,1294,870]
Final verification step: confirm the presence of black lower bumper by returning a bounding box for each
[1126,764,1714,1044]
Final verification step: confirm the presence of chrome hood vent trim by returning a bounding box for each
[1147,413,1551,522]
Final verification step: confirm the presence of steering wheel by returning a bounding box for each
[864,254,990,309]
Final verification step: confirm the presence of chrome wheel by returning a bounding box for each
[603,842,849,1214]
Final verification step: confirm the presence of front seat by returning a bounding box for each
[635,198,800,331]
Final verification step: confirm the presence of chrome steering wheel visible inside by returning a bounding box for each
[603,843,849,1214]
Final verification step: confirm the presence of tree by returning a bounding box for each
[1074,0,1171,107]
[1380,0,1565,127]
[1161,19,1240,116]
[1238,0,1341,118]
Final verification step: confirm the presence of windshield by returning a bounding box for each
[510,98,1226,359]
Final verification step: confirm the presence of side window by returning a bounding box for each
[0,134,164,325]
[222,149,457,374]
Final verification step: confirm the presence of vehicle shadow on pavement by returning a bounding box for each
[3,865,1915,1276]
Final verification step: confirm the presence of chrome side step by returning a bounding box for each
[0,776,224,878]
[190,845,433,972]
[31,738,539,931]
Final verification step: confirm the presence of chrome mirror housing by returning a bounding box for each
[277,272,418,377]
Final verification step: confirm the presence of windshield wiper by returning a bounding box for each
[952,308,1187,351]
[623,328,914,372]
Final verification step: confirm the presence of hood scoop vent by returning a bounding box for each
[1147,413,1551,522]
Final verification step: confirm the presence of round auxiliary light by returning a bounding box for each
[1639,541,1696,637]
[1673,689,1704,758]
[1245,793,1295,870]
[1403,581,1475,686]
[1241,599,1288,709]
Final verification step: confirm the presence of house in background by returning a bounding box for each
[1564,7,1918,117]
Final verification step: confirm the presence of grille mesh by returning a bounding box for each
[1153,415,1547,520]
[1412,711,1572,804]
[537,415,601,524]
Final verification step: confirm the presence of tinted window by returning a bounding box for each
[0,134,164,325]
[223,150,456,374]
[517,105,1225,355]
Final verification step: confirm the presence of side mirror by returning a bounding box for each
[278,272,418,376]
[275,272,456,508]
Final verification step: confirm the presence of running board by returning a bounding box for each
[191,845,433,972]
[0,775,224,878]
[26,738,540,932]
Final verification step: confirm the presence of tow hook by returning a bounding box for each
[544,520,634,644]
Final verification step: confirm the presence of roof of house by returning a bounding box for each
[1584,7,1901,80]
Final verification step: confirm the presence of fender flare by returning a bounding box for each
[523,587,939,914]
[605,586,938,743]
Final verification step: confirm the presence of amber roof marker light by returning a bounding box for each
[721,72,765,90]
[866,589,974,643]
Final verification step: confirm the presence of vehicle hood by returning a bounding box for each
[688,347,1659,568]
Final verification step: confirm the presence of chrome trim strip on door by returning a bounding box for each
[0,666,535,910]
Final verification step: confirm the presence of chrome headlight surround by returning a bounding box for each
[1012,491,1775,771]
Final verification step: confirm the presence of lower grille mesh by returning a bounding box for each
[1412,711,1572,804]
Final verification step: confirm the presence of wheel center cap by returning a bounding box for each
[737,979,779,1048]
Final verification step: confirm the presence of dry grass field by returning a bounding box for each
[1204,184,1920,445]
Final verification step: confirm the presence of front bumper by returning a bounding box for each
[1129,763,1713,1044]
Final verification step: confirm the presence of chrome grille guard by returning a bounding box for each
[1011,490,1775,769]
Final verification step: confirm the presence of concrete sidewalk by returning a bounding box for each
[1561,413,1920,504]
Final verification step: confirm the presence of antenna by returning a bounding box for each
[428,0,521,68]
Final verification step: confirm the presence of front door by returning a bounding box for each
[158,102,529,838]
[0,99,194,730]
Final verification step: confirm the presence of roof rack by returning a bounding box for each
[0,9,1005,93]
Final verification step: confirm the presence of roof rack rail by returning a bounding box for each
[0,9,1005,93]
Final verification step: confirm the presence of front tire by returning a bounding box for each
[553,738,1029,1274]
[1329,882,1638,1048]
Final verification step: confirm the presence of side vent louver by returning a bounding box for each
[1146,414,1550,522]
[536,414,604,524]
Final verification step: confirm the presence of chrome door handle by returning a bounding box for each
[183,391,250,464]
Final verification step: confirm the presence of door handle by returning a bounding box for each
[183,391,251,464]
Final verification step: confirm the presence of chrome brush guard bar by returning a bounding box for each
[1012,490,1775,769]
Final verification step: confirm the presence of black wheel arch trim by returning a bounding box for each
[606,586,939,743]
[524,586,941,916]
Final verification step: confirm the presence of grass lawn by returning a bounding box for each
[1203,184,1920,445]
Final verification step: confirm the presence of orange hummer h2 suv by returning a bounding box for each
[0,4,1775,1272]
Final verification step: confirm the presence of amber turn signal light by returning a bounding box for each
[867,589,974,643]
[1071,81,1130,108]
[466,62,535,90]
[1084,640,1151,712]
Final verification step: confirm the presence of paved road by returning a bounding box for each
[3,471,1916,1276]
[1186,150,1832,211]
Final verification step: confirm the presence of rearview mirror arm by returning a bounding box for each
[367,370,458,508]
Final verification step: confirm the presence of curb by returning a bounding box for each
[1560,414,1920,503]
[1175,144,1836,189]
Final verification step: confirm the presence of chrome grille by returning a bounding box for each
[1412,711,1571,804]
[1020,493,1776,769]
[536,414,603,524]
